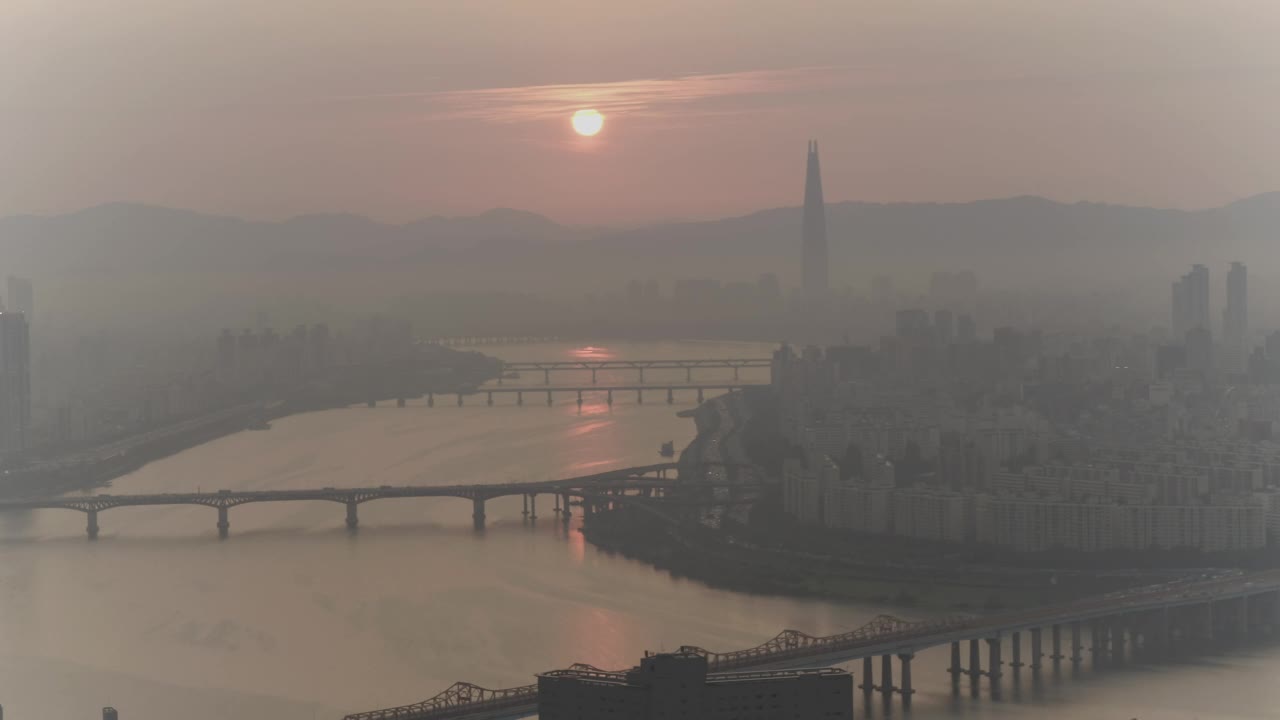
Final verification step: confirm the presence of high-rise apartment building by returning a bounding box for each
[1171,264,1210,340]
[0,312,30,454]
[1223,262,1247,372]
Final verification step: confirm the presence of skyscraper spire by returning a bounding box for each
[801,140,828,299]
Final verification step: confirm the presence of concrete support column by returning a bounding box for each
[880,655,894,699]
[576,391,583,409]
[666,388,674,404]
[345,501,358,529]
[968,639,982,681]
[860,657,874,694]
[1090,621,1105,667]
[427,393,434,407]
[987,637,1003,680]
[456,394,463,406]
[1011,631,1023,668]
[553,494,562,515]
[685,367,693,382]
[733,366,740,381]
[561,493,571,521]
[636,389,643,404]
[86,509,99,540]
[949,642,963,683]
[898,653,914,701]
[591,369,598,385]
[638,368,645,384]
[1111,622,1125,662]
[367,398,375,408]
[1051,624,1063,661]
[543,369,550,385]
[529,494,537,521]
[396,397,406,408]
[546,390,553,406]
[606,390,613,405]
[472,498,485,531]
[697,388,704,403]
[517,391,523,406]
[1070,622,1083,665]
[217,506,230,538]
[487,392,494,406]
[1030,627,1043,670]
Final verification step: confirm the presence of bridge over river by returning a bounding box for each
[0,462,752,539]
[344,569,1280,720]
[498,357,772,385]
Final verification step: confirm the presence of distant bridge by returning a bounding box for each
[411,383,764,408]
[423,336,565,347]
[499,358,771,385]
[0,462,753,539]
[343,570,1280,720]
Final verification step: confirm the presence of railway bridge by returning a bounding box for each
[343,569,1280,720]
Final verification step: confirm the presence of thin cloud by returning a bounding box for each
[336,67,848,124]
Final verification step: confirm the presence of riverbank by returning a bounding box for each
[0,345,502,499]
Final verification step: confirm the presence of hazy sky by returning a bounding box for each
[2,1,1278,224]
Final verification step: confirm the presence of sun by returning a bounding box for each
[571,109,604,137]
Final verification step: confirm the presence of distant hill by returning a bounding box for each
[1,194,1276,292]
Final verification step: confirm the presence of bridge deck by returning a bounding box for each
[345,569,1280,720]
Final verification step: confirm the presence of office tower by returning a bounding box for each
[1172,264,1210,339]
[0,312,30,454]
[801,140,828,299]
[1223,262,1247,372]
[934,309,954,343]
[5,276,31,318]
[956,314,977,343]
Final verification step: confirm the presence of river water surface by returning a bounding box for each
[0,340,1277,719]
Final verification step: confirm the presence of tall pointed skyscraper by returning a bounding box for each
[801,140,828,299]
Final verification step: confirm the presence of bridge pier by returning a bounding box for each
[1030,627,1043,670]
[697,388,704,403]
[860,657,873,694]
[1111,621,1126,662]
[733,366,740,381]
[949,642,962,684]
[1010,631,1022,669]
[367,397,375,408]
[1090,621,1104,667]
[606,390,613,405]
[529,494,537,521]
[553,494,561,516]
[561,493,571,521]
[217,506,230,539]
[457,394,464,406]
[666,388,674,404]
[543,369,551,385]
[638,368,645,384]
[968,639,982,682]
[636,389,643,404]
[86,509,99,540]
[1070,622,1083,665]
[397,397,405,408]
[428,393,434,407]
[879,654,893,700]
[898,653,914,701]
[685,367,692,382]
[488,392,494,406]
[472,498,485,531]
[986,637,1002,681]
[517,391,523,406]
[546,390,553,406]
[577,390,583,409]
[591,369,598,384]
[346,501,358,529]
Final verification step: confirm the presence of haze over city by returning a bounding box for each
[4,3,1280,720]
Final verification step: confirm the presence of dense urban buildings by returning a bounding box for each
[537,652,852,720]
[800,140,828,301]
[1224,261,1248,373]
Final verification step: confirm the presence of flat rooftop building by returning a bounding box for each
[537,651,852,720]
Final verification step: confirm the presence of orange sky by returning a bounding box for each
[2,0,1278,224]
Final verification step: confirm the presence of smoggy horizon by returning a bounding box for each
[3,1,1278,224]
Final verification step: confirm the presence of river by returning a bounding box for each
[0,340,1276,720]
